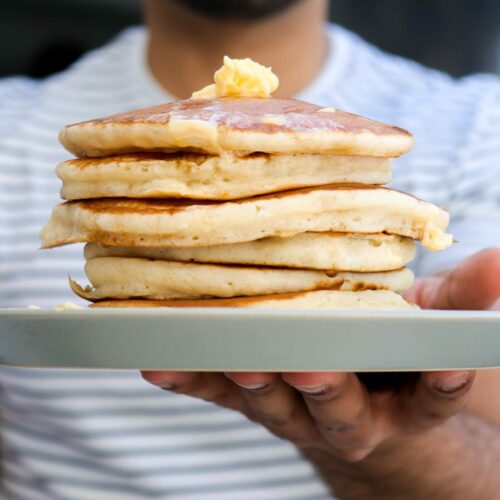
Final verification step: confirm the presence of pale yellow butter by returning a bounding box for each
[191,56,279,99]
[421,222,453,251]
[191,84,218,100]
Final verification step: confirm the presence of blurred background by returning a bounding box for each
[1,0,499,79]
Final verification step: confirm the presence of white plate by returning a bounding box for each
[1,308,499,371]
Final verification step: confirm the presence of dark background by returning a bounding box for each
[1,0,499,79]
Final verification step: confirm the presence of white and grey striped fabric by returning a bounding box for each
[1,25,499,499]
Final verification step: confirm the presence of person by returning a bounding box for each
[0,0,499,498]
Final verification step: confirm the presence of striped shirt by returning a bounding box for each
[1,24,499,499]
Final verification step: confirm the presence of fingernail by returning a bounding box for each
[294,384,328,395]
[433,372,470,393]
[236,383,269,390]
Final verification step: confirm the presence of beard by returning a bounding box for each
[174,0,303,20]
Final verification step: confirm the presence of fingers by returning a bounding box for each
[403,276,444,309]
[439,249,500,309]
[282,372,376,461]
[490,297,500,310]
[411,249,500,310]
[225,372,321,448]
[141,370,247,412]
[143,369,475,464]
[144,370,322,448]
[223,372,276,390]
[407,370,475,429]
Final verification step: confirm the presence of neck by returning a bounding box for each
[145,0,329,99]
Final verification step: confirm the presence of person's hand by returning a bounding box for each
[404,247,500,311]
[142,248,500,463]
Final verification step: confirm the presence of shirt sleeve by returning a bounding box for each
[417,79,500,276]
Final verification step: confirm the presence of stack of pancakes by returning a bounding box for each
[40,97,452,309]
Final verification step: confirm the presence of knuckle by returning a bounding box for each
[249,408,288,427]
[319,421,377,454]
[248,405,304,430]
[315,405,367,436]
[318,421,358,435]
[264,421,315,449]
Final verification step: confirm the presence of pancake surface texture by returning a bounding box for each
[41,185,452,250]
[57,153,392,200]
[90,290,415,310]
[59,98,413,157]
[84,233,416,272]
[73,258,414,300]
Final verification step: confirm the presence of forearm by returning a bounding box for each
[304,411,500,500]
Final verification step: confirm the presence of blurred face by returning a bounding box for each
[174,0,302,20]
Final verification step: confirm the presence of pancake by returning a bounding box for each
[41,184,452,250]
[72,258,414,301]
[59,98,413,158]
[57,153,392,201]
[90,290,415,310]
[84,233,416,272]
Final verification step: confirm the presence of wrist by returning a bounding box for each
[303,415,468,500]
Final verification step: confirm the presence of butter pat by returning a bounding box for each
[191,56,279,99]
[191,84,218,99]
[422,222,453,251]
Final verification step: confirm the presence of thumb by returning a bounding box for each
[404,248,500,310]
[403,276,444,309]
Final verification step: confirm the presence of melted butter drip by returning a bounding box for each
[421,222,453,251]
[166,117,218,150]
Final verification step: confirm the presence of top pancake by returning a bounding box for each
[59,98,413,158]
